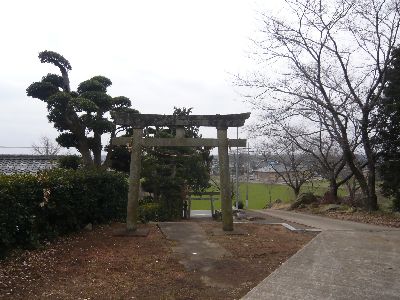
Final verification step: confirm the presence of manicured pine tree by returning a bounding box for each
[27,50,137,168]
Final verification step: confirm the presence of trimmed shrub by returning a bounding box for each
[0,174,43,254]
[58,155,82,170]
[138,203,161,223]
[139,195,155,206]
[393,196,400,212]
[289,192,318,210]
[157,178,184,221]
[0,169,127,258]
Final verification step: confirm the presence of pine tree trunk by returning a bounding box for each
[93,132,102,167]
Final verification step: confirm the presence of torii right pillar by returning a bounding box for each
[217,126,233,231]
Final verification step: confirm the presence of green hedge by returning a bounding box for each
[138,203,161,223]
[0,169,127,257]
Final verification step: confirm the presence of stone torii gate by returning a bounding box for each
[111,111,250,232]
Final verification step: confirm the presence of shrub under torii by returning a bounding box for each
[111,107,213,221]
[141,116,213,220]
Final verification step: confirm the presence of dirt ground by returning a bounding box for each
[0,221,315,300]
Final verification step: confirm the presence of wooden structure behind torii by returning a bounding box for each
[112,111,250,232]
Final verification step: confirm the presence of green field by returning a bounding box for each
[190,181,347,210]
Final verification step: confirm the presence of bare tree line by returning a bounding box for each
[239,0,400,210]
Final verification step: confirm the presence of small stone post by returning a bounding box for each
[210,195,215,216]
[126,128,142,231]
[217,127,233,231]
[188,196,192,219]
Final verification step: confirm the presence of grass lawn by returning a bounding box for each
[190,181,348,210]
[189,180,394,211]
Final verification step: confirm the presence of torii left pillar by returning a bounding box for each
[127,128,142,231]
[217,126,233,231]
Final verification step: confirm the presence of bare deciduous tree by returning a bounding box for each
[280,125,352,201]
[32,136,61,155]
[240,0,400,210]
[259,138,314,198]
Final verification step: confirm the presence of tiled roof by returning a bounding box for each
[0,155,59,175]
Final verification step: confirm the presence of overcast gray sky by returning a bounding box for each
[0,0,279,154]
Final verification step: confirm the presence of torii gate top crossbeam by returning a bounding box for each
[111,112,251,128]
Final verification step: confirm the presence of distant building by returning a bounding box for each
[211,154,262,177]
[253,165,286,183]
[253,163,313,184]
[0,155,59,175]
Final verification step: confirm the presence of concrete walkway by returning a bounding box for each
[254,209,399,231]
[243,210,400,300]
[158,222,230,271]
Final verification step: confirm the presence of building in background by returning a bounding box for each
[0,155,59,175]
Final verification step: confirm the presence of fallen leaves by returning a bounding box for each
[0,222,314,299]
